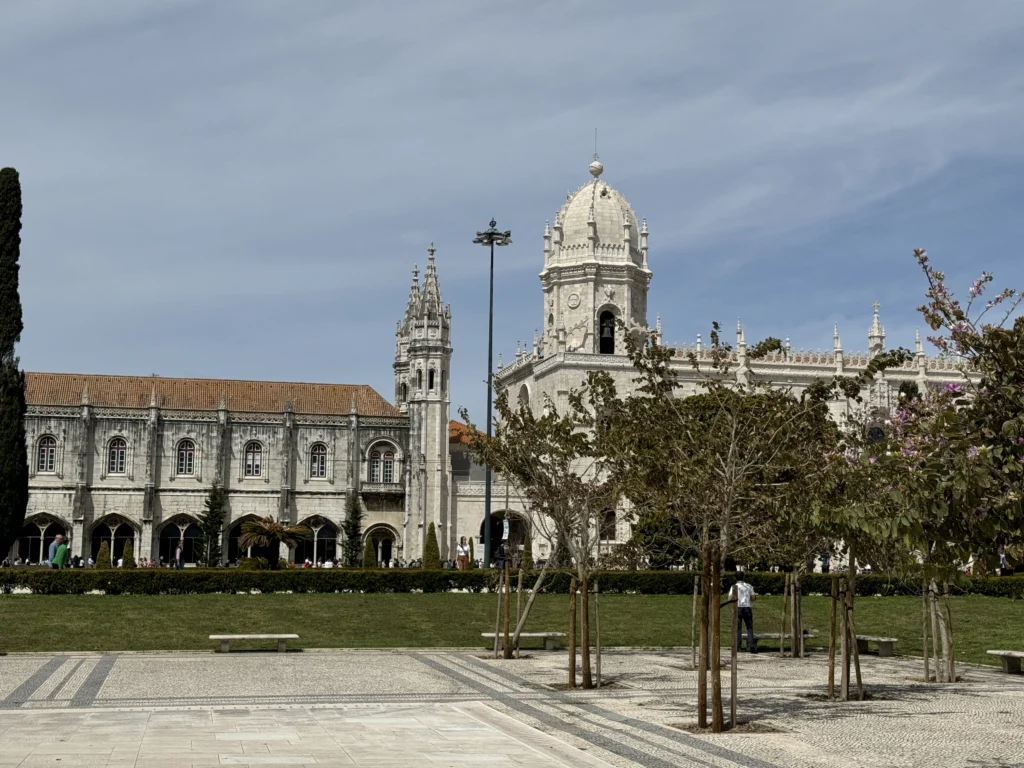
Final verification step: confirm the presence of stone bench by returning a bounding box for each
[482,632,566,651]
[210,634,298,653]
[856,635,898,657]
[986,650,1023,674]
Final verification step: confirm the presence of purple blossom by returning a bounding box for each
[968,446,979,458]
[869,456,878,464]
[944,382,963,395]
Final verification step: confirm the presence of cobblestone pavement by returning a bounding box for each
[0,648,1021,767]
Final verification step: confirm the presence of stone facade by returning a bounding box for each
[11,155,970,568]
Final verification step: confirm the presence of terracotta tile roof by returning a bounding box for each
[449,419,482,445]
[25,372,401,417]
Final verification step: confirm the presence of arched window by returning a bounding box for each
[401,383,408,402]
[309,443,328,478]
[600,509,616,541]
[416,369,423,391]
[37,436,57,473]
[108,438,127,474]
[176,440,196,476]
[369,451,382,482]
[244,441,262,477]
[382,451,395,483]
[441,371,447,393]
[599,311,616,354]
[428,369,436,390]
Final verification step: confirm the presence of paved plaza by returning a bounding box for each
[0,648,1021,767]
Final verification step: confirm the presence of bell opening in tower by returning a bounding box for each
[599,311,615,354]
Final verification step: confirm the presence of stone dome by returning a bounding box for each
[550,157,643,267]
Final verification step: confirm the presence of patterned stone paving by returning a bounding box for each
[0,649,1021,767]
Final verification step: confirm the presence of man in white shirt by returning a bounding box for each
[728,573,757,652]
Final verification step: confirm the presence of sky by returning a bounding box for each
[3,1,1023,424]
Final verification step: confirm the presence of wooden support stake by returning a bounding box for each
[493,572,503,659]
[691,575,699,670]
[839,580,849,701]
[730,595,739,729]
[780,573,789,658]
[922,574,930,682]
[828,576,837,697]
[568,577,577,689]
[595,580,602,689]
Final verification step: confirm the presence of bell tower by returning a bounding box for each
[541,156,651,355]
[394,244,453,559]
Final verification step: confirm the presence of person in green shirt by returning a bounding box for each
[53,540,70,569]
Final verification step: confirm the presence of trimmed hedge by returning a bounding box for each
[0,568,1020,598]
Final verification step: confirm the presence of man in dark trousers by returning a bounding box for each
[727,571,757,652]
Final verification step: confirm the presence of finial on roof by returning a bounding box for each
[349,395,357,415]
[497,353,503,368]
[427,242,436,261]
[81,382,89,406]
[785,336,791,350]
[150,386,157,408]
[655,313,662,334]
[412,264,419,282]
[589,153,604,178]
[833,324,842,350]
[696,333,702,351]
[544,220,551,235]
[915,328,923,354]
[641,218,648,234]
[219,392,227,410]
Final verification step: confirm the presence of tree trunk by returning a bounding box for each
[934,581,952,683]
[581,575,593,689]
[780,572,789,658]
[697,548,710,728]
[730,597,738,729]
[595,579,602,689]
[846,582,864,700]
[710,549,724,733]
[921,574,931,682]
[503,559,512,659]
[792,571,802,657]
[929,579,944,682]
[839,580,849,701]
[828,576,837,697]
[691,575,699,670]
[568,577,577,689]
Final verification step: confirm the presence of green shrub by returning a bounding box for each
[237,557,269,571]
[1,568,1020,598]
[95,541,111,570]
[121,541,136,569]
[423,523,441,570]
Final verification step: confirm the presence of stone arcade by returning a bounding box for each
[12,157,968,567]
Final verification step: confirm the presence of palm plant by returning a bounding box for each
[238,516,310,569]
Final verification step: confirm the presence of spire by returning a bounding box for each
[868,301,886,356]
[696,333,702,352]
[419,243,444,321]
[403,264,421,327]
[833,323,842,350]
[736,318,745,346]
[915,327,923,354]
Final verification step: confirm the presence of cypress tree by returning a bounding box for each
[121,541,136,569]
[362,538,376,568]
[342,492,364,567]
[95,541,111,570]
[423,522,441,570]
[521,532,533,571]
[0,167,28,559]
[468,537,475,569]
[198,483,227,566]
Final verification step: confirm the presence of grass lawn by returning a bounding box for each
[0,593,1019,665]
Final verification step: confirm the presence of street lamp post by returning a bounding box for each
[473,219,512,568]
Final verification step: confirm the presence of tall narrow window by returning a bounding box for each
[429,369,435,390]
[37,436,56,473]
[401,383,408,402]
[369,451,381,482]
[599,311,615,354]
[244,441,262,477]
[416,370,423,391]
[176,440,196,476]
[600,509,616,541]
[382,451,395,483]
[108,438,127,474]
[441,371,446,393]
[310,443,327,478]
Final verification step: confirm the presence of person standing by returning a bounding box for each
[456,537,470,571]
[48,534,63,569]
[728,574,757,652]
[53,538,69,569]
[174,540,184,570]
